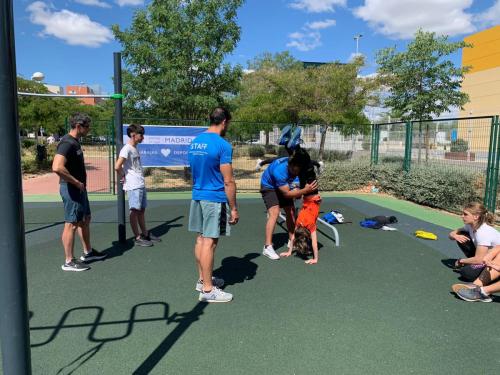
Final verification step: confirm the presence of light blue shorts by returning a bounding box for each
[127,187,147,210]
[188,200,231,238]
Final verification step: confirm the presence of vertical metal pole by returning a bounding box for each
[0,1,32,373]
[370,124,376,165]
[373,124,380,165]
[114,52,126,243]
[404,121,411,172]
[484,116,496,209]
[107,118,112,194]
[489,115,500,212]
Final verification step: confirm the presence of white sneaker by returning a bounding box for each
[263,245,280,260]
[195,276,225,292]
[198,286,233,303]
[255,158,263,171]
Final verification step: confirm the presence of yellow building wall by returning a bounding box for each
[459,26,500,151]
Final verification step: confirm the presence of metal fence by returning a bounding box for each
[79,118,114,194]
[75,115,500,213]
[371,116,500,213]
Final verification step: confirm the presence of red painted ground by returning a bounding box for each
[23,157,112,195]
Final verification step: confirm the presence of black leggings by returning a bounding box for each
[456,230,485,281]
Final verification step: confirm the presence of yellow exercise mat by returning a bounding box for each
[414,230,438,240]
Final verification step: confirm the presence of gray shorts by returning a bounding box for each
[60,183,91,223]
[188,200,231,238]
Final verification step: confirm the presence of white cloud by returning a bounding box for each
[289,0,345,13]
[354,0,475,39]
[287,31,322,51]
[75,0,111,8]
[306,19,336,30]
[27,1,113,47]
[115,0,143,6]
[287,17,336,52]
[475,0,500,27]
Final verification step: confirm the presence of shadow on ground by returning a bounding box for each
[29,252,259,374]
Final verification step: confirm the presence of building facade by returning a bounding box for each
[459,25,500,151]
[66,85,102,106]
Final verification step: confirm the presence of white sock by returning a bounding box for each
[480,287,489,296]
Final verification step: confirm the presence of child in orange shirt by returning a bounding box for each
[280,148,321,264]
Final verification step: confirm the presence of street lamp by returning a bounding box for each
[354,34,363,55]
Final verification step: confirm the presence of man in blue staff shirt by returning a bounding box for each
[188,107,238,303]
[260,154,317,260]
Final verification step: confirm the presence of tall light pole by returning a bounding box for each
[354,34,363,55]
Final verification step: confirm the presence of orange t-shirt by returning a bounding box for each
[296,195,321,232]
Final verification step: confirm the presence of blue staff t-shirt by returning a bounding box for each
[260,157,296,189]
[188,132,232,202]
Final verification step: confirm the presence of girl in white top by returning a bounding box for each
[449,202,500,281]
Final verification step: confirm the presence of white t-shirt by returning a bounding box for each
[463,223,500,248]
[119,143,145,191]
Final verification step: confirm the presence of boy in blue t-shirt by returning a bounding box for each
[188,107,238,303]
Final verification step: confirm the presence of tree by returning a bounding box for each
[376,30,471,162]
[112,0,243,119]
[232,52,303,144]
[17,77,114,137]
[234,53,374,157]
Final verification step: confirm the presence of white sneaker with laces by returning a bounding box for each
[195,276,225,292]
[263,245,280,260]
[198,286,233,303]
[255,159,263,171]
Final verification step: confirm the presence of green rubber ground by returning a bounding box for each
[3,196,500,374]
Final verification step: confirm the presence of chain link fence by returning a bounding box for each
[77,115,500,215]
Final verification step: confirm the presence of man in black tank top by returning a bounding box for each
[52,113,107,271]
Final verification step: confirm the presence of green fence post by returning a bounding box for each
[403,121,413,172]
[484,116,496,209]
[488,115,500,212]
[371,124,380,165]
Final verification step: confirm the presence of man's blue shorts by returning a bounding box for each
[60,183,91,223]
[127,187,147,210]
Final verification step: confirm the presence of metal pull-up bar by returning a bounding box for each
[17,92,124,99]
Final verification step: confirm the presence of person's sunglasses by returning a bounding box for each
[79,123,90,128]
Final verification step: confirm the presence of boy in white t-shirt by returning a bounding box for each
[115,124,161,247]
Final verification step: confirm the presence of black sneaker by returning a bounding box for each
[80,249,107,262]
[135,236,153,247]
[62,259,90,272]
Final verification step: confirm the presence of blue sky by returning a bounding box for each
[13,0,500,94]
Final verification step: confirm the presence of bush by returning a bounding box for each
[319,159,372,191]
[450,138,469,152]
[380,155,404,163]
[372,163,481,212]
[307,148,352,162]
[21,139,36,148]
[248,145,265,157]
[318,159,481,212]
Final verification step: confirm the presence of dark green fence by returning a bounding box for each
[370,116,500,213]
[75,115,500,215]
